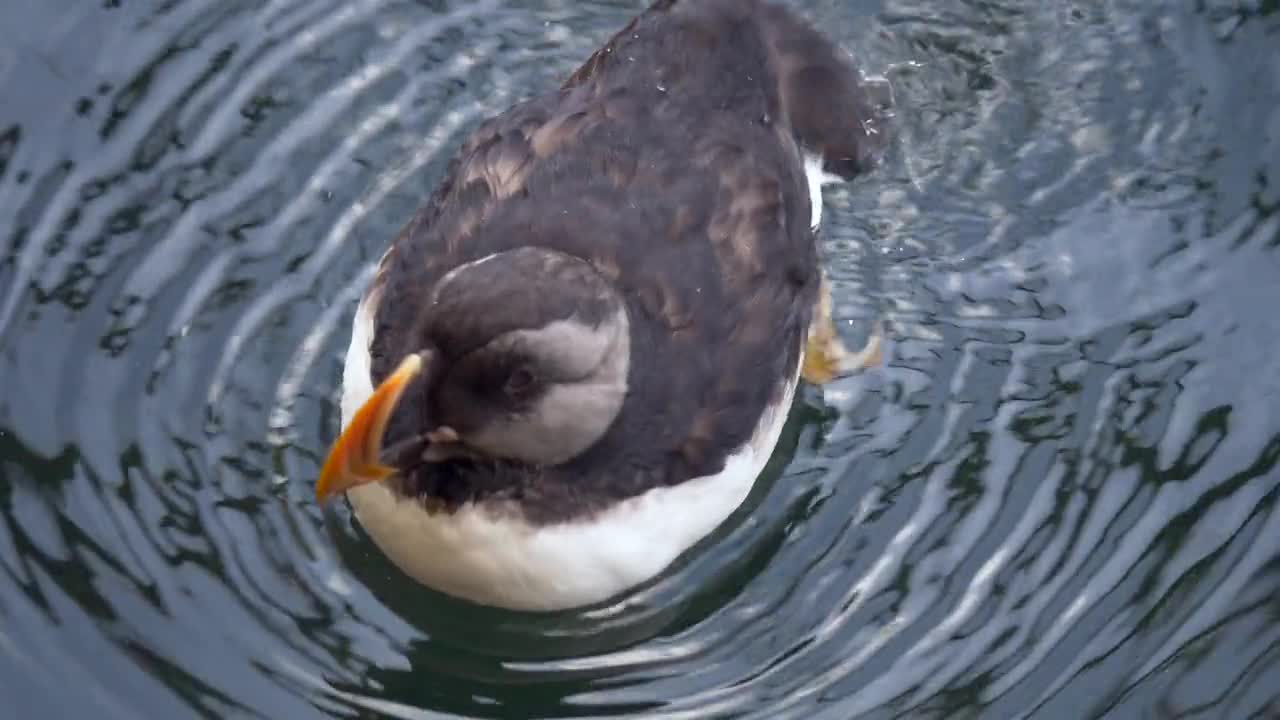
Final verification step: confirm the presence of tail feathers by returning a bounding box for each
[565,0,893,181]
[757,3,892,180]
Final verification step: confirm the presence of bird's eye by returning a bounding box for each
[504,366,536,397]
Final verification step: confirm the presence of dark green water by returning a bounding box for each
[2,0,1279,717]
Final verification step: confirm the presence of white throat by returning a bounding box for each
[336,291,800,611]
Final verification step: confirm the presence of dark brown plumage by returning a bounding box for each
[365,0,887,524]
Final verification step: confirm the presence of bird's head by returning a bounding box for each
[316,247,631,501]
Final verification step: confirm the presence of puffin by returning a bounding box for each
[316,0,887,612]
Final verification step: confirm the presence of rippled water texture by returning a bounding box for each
[2,0,1279,717]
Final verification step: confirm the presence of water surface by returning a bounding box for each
[2,0,1279,717]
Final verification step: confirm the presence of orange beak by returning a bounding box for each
[316,354,425,502]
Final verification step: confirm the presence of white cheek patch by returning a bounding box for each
[537,379,627,436]
[473,306,632,466]
[492,312,624,381]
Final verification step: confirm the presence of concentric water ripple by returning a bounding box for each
[2,0,1278,717]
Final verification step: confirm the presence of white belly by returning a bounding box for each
[339,291,800,611]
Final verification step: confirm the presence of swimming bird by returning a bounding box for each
[316,0,888,611]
